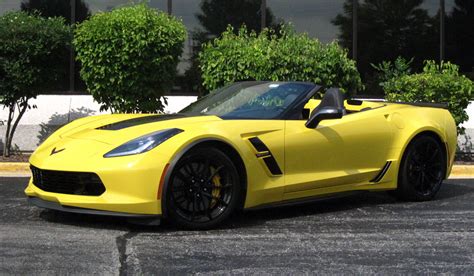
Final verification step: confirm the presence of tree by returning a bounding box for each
[446,0,474,73]
[184,0,281,95]
[73,4,187,113]
[333,0,438,93]
[0,11,71,156]
[199,26,362,94]
[21,0,91,23]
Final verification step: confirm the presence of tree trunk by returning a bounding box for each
[7,100,28,156]
[3,105,14,157]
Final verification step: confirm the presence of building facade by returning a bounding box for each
[0,0,473,96]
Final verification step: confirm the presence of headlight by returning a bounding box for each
[104,128,183,158]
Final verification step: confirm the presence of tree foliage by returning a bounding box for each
[199,25,362,94]
[0,11,71,156]
[384,61,474,132]
[21,0,91,23]
[371,56,413,87]
[73,4,186,113]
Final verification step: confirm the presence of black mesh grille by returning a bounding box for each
[30,166,105,196]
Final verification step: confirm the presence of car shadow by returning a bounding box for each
[37,180,474,232]
[37,107,95,145]
[229,181,474,228]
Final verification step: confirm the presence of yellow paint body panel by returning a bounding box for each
[25,100,457,216]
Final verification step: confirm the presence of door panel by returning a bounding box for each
[284,109,393,193]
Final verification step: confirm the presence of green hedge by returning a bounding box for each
[384,61,474,132]
[74,4,186,113]
[199,25,362,94]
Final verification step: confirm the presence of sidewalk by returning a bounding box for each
[0,162,473,179]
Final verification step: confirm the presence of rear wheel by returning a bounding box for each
[165,147,241,229]
[395,135,446,201]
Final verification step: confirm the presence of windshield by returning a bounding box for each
[180,81,316,119]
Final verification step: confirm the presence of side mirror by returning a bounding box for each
[305,107,343,128]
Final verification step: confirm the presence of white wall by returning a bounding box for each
[462,102,474,129]
[0,95,197,125]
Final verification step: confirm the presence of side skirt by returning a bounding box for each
[245,191,365,212]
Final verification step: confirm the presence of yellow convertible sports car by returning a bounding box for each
[25,81,457,229]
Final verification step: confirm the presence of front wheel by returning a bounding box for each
[165,147,242,229]
[395,135,447,201]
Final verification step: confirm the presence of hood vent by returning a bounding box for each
[97,114,187,130]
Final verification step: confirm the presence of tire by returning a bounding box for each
[165,147,242,229]
[395,135,447,201]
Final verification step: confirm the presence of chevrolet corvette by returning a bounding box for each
[25,81,457,229]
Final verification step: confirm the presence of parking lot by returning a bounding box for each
[1,177,473,274]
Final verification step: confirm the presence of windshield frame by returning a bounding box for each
[179,81,321,120]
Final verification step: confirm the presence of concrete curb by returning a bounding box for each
[1,162,474,179]
[448,165,474,179]
[0,162,30,177]
[0,162,30,171]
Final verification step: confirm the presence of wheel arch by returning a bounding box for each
[398,129,449,179]
[160,138,248,218]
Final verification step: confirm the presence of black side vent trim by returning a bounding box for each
[371,161,392,183]
[248,137,283,175]
[248,137,269,152]
[263,157,283,175]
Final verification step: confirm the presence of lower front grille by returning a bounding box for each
[30,166,105,196]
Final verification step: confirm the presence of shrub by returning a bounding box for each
[199,25,362,94]
[73,4,186,113]
[384,61,474,132]
[0,11,71,156]
[371,56,413,86]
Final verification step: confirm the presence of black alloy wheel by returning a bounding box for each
[396,135,446,201]
[166,147,241,229]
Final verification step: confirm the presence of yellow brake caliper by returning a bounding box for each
[210,166,221,208]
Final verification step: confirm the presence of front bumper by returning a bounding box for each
[25,141,170,215]
[24,161,165,215]
[27,196,161,219]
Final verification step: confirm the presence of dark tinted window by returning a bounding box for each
[333,0,439,95]
[268,0,345,43]
[446,0,474,77]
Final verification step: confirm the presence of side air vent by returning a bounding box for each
[370,161,392,183]
[248,137,283,175]
[248,137,270,152]
[263,157,283,175]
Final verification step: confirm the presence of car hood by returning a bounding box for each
[58,113,221,146]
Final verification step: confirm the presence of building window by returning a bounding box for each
[334,0,440,95]
[268,0,345,43]
[446,0,474,78]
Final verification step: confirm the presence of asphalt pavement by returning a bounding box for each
[1,177,473,275]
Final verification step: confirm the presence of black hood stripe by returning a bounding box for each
[97,114,188,130]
